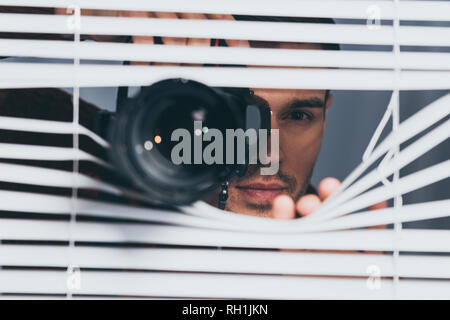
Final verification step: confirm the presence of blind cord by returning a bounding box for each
[392,0,403,300]
[67,4,81,300]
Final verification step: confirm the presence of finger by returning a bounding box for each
[367,224,387,231]
[153,12,187,46]
[186,38,211,46]
[131,35,155,45]
[119,10,152,19]
[272,195,295,220]
[153,12,180,18]
[179,13,211,47]
[55,8,125,42]
[205,14,250,48]
[226,39,251,48]
[318,177,341,201]
[54,8,66,15]
[127,14,155,65]
[179,13,210,66]
[179,12,207,19]
[369,200,388,211]
[80,9,120,17]
[296,194,322,217]
[120,11,155,48]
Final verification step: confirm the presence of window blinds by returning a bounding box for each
[0,0,449,299]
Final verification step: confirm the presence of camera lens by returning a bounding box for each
[109,78,250,205]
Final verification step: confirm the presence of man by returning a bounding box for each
[104,11,347,218]
[0,8,384,217]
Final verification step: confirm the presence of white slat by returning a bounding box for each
[317,120,450,219]
[0,163,118,194]
[313,93,450,219]
[2,63,450,90]
[1,245,450,279]
[312,160,450,223]
[0,14,449,47]
[2,40,450,70]
[0,190,228,230]
[0,143,109,167]
[1,188,449,233]
[0,116,108,148]
[185,199,450,233]
[0,0,449,21]
[1,270,449,299]
[1,219,450,252]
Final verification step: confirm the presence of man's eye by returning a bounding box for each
[288,110,311,121]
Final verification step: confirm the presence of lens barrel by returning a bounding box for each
[108,78,270,206]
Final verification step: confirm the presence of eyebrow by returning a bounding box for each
[250,95,325,110]
[283,97,325,110]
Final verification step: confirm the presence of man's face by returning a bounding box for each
[206,42,333,217]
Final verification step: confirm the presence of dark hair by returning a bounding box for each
[232,15,337,107]
[232,15,340,51]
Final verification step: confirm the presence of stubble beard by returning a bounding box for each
[224,166,314,216]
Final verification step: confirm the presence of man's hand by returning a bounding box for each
[54,9,249,61]
[55,10,249,50]
[119,12,249,49]
[272,177,388,220]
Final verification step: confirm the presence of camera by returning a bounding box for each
[98,78,271,206]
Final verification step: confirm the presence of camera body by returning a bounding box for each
[97,78,270,206]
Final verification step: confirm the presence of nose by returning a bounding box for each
[265,112,284,164]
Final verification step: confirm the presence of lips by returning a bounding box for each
[236,182,288,202]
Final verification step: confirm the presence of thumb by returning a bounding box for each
[318,177,341,201]
[272,195,295,219]
[296,194,322,217]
